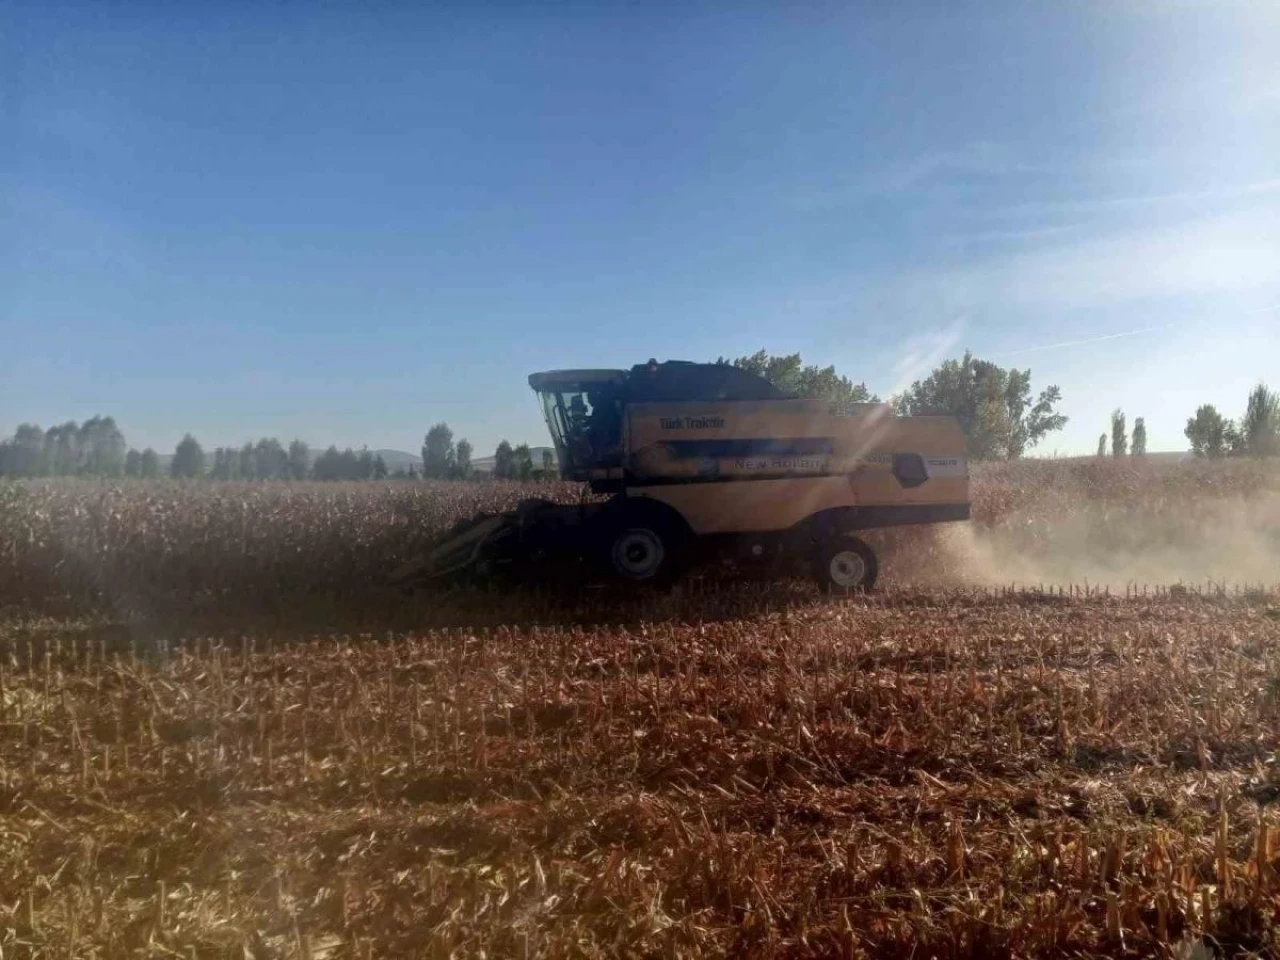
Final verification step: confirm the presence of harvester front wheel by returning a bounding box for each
[812,536,878,593]
[601,507,688,586]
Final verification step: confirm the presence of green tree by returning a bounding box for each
[493,440,515,480]
[1241,383,1279,457]
[1097,433,1107,458]
[513,443,535,481]
[358,448,375,480]
[1225,420,1246,456]
[373,454,388,480]
[139,448,160,478]
[77,416,126,476]
[541,449,556,476]
[421,423,455,479]
[7,424,46,476]
[171,434,205,478]
[1184,404,1229,458]
[287,440,310,480]
[253,438,288,480]
[44,422,80,476]
[339,448,360,479]
[124,448,142,477]
[718,350,878,408]
[896,352,1067,459]
[1131,417,1147,456]
[311,446,365,481]
[311,446,342,481]
[454,439,473,479]
[1111,409,1127,457]
[210,447,233,480]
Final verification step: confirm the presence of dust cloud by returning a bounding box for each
[942,496,1280,588]
[874,465,1280,590]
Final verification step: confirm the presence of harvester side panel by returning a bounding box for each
[622,400,968,535]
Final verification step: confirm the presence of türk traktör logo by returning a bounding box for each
[659,416,726,430]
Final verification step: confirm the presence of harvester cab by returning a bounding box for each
[530,360,790,492]
[528,369,627,486]
[395,359,971,591]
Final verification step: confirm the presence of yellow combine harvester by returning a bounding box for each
[404,359,969,590]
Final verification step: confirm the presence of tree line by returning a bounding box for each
[0,419,558,482]
[0,423,394,482]
[726,352,1280,462]
[0,417,133,478]
[1093,385,1276,460]
[1182,384,1279,459]
[2,359,1274,480]
[420,423,556,480]
[1097,411,1148,458]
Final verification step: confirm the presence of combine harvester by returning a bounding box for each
[397,360,970,590]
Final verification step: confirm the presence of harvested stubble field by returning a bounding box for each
[2,458,1280,958]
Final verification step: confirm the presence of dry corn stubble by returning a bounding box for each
[5,593,1280,957]
[2,458,1280,957]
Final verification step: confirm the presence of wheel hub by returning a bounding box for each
[829,550,867,588]
[612,529,664,579]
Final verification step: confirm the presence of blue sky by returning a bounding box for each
[4,1,1277,457]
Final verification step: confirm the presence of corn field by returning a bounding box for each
[2,458,1280,957]
[1,458,1277,614]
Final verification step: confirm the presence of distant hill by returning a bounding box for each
[373,450,421,473]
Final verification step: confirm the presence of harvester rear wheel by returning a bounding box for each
[812,536,878,593]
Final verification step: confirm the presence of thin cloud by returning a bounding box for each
[790,141,1041,210]
[944,223,1087,246]
[987,303,1279,358]
[996,323,1177,358]
[985,178,1280,221]
[879,141,1043,193]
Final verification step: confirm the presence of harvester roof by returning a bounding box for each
[526,369,627,391]
[528,359,786,403]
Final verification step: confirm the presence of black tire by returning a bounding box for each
[811,536,878,593]
[600,508,688,586]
